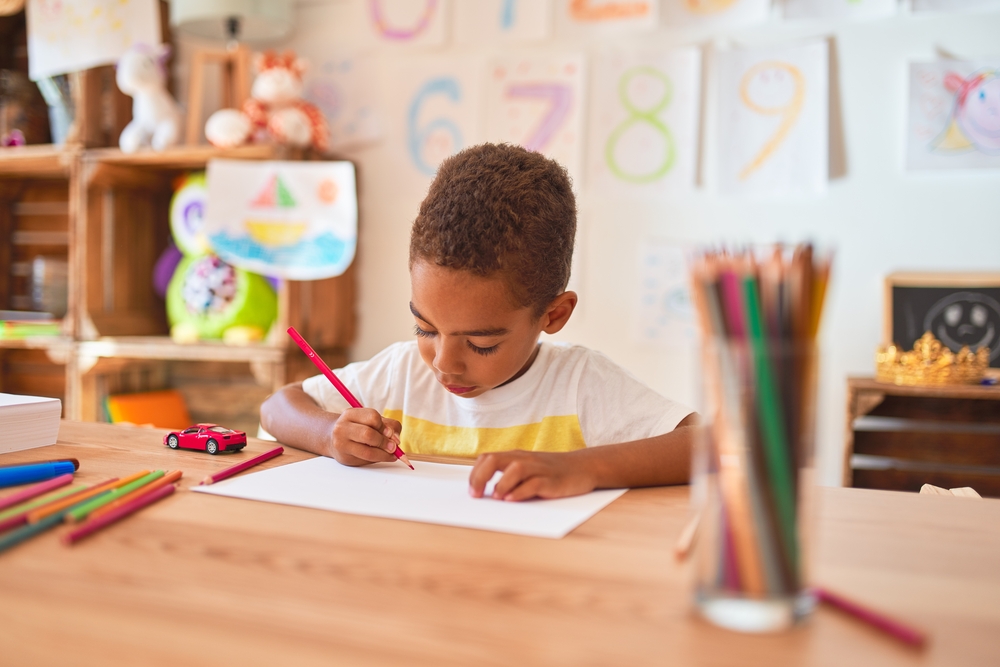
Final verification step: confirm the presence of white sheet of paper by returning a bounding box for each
[783,0,895,19]
[485,55,587,186]
[717,40,828,197]
[392,57,483,185]
[589,48,701,197]
[554,0,659,37]
[635,242,696,344]
[907,60,1000,170]
[912,0,1000,12]
[193,457,627,539]
[26,0,161,81]
[364,0,450,48]
[661,0,770,32]
[204,160,358,280]
[453,0,552,44]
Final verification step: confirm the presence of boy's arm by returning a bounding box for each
[468,413,698,501]
[260,382,400,465]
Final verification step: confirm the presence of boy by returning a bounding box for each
[260,143,696,501]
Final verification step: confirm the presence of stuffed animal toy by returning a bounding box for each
[205,50,328,153]
[115,44,182,153]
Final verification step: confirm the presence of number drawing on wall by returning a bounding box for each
[370,0,438,41]
[738,62,805,180]
[604,66,676,183]
[569,0,651,20]
[683,0,739,14]
[408,77,464,175]
[662,0,769,31]
[501,0,516,28]
[454,0,551,44]
[504,83,573,151]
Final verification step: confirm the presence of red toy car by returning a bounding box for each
[164,424,247,455]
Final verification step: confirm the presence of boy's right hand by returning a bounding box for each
[329,408,402,466]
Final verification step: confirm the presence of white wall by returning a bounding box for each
[182,1,1000,486]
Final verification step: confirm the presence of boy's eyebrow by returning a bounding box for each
[409,302,509,337]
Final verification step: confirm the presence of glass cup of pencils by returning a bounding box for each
[688,245,830,633]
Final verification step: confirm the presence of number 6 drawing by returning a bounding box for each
[504,83,573,152]
[605,66,676,184]
[738,61,805,181]
[408,77,463,176]
[370,0,438,40]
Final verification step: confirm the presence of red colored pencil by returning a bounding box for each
[200,446,284,486]
[0,473,74,512]
[63,483,176,545]
[815,586,928,648]
[287,326,413,470]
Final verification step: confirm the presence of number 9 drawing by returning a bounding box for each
[738,61,805,181]
[408,77,463,176]
[604,66,676,184]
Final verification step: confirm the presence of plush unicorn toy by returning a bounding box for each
[205,50,328,153]
[115,44,182,153]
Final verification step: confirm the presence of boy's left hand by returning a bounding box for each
[468,451,596,502]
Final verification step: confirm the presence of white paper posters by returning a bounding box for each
[26,0,161,81]
[636,242,695,344]
[662,0,771,32]
[717,40,828,197]
[555,0,659,36]
[912,0,1000,13]
[393,58,482,185]
[590,48,701,197]
[486,56,587,185]
[453,0,551,44]
[302,55,383,150]
[366,0,450,47]
[204,160,358,280]
[783,0,896,20]
[907,61,1000,170]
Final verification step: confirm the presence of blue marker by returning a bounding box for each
[0,461,77,489]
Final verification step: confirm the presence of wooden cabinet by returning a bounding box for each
[1,143,356,431]
[845,377,1000,497]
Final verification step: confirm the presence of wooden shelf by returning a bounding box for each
[847,376,1000,401]
[0,145,75,178]
[0,336,73,351]
[77,337,286,363]
[82,144,277,170]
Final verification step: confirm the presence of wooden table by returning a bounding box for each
[0,421,998,666]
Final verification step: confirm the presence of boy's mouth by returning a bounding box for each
[444,384,475,395]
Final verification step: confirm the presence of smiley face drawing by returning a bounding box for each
[923,292,1000,363]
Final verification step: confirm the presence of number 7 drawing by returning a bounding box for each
[504,83,573,152]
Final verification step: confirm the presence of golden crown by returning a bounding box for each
[876,331,989,386]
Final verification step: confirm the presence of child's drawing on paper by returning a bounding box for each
[453,0,551,44]
[907,61,1000,170]
[556,0,659,35]
[366,0,448,47]
[204,160,358,280]
[635,242,695,344]
[485,56,586,185]
[661,0,770,31]
[302,55,382,150]
[26,0,161,80]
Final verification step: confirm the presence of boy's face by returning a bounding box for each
[409,260,570,399]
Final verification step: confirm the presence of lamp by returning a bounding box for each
[170,1,294,144]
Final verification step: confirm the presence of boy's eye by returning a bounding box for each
[413,325,436,338]
[467,341,499,356]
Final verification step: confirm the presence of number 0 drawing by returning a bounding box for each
[370,0,438,40]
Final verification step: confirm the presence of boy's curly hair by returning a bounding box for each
[409,143,576,317]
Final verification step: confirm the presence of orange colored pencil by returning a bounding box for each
[26,471,149,523]
[89,470,183,520]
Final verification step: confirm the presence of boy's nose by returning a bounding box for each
[433,338,465,375]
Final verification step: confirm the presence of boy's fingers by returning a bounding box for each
[490,460,530,499]
[468,453,509,497]
[502,477,545,502]
[342,440,396,464]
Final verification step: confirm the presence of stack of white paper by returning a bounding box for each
[194,456,627,539]
[0,394,62,454]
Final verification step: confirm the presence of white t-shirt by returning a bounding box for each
[302,341,692,458]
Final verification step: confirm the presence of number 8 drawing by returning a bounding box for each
[604,66,676,184]
[408,77,463,176]
[738,61,805,181]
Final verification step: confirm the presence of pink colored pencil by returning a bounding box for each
[0,473,74,512]
[287,326,413,470]
[815,586,928,648]
[63,483,176,545]
[200,446,284,486]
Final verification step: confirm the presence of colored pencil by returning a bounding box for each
[287,326,414,470]
[0,484,87,533]
[0,512,64,554]
[0,460,77,489]
[89,470,183,520]
[65,471,165,523]
[0,473,74,512]
[64,483,176,545]
[0,458,79,471]
[200,447,284,485]
[26,475,139,523]
[815,586,928,648]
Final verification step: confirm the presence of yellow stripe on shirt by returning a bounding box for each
[383,410,586,458]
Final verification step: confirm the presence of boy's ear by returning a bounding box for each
[540,291,578,334]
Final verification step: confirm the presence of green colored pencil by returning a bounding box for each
[66,471,165,523]
[0,484,88,522]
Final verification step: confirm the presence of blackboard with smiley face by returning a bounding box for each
[892,285,1000,367]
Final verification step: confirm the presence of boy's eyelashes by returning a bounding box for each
[412,325,501,357]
